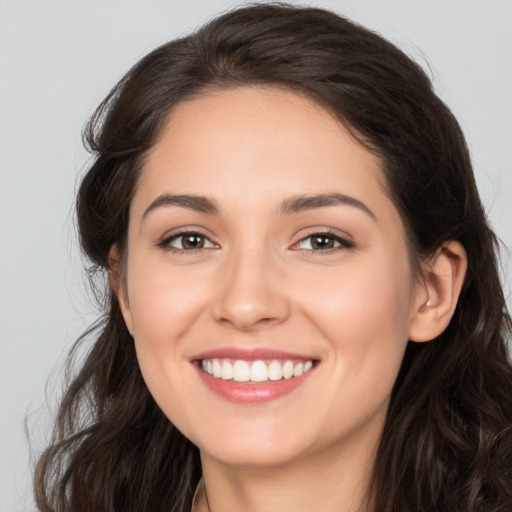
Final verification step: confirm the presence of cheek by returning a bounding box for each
[126,256,210,343]
[289,263,413,441]
[126,270,211,437]
[295,254,414,382]
[124,255,212,406]
[300,255,412,334]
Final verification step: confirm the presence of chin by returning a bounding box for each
[201,442,307,469]
[190,421,324,469]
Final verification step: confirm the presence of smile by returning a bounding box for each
[200,358,315,383]
[193,349,319,403]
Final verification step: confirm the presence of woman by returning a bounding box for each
[34,4,512,511]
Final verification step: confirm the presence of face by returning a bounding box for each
[117,86,423,469]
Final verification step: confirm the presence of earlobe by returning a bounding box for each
[408,241,467,343]
[108,246,134,336]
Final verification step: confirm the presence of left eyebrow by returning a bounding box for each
[142,194,219,219]
[279,193,377,221]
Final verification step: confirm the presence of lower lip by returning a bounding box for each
[195,365,314,404]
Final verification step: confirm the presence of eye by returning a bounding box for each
[162,232,217,251]
[294,232,353,251]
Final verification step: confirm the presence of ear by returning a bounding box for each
[108,245,134,336]
[408,240,467,343]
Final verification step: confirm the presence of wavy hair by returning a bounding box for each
[34,4,512,511]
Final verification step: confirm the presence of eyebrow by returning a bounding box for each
[142,192,376,221]
[279,193,377,221]
[142,194,219,219]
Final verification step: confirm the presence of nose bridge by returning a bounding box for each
[212,238,290,330]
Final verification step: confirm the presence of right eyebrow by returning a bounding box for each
[279,193,377,221]
[142,194,219,219]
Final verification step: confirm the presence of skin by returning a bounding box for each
[113,86,467,512]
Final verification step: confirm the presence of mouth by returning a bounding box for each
[192,349,319,404]
[198,358,315,383]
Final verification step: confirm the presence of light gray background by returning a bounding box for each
[1,1,511,510]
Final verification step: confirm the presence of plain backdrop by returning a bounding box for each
[1,1,511,510]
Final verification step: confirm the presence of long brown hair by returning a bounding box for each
[35,4,512,511]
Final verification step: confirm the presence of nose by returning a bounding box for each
[211,247,291,332]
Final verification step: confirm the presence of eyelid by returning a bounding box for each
[290,229,354,252]
[155,226,353,252]
[157,228,219,251]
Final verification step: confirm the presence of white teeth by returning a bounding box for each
[293,362,304,377]
[221,360,233,380]
[268,360,283,380]
[283,360,294,379]
[250,360,268,382]
[212,359,222,378]
[201,358,315,382]
[233,360,250,382]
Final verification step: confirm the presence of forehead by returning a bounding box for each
[134,86,396,225]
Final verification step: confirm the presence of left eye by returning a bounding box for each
[166,232,216,250]
[295,233,351,251]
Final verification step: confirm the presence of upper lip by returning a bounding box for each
[192,347,317,361]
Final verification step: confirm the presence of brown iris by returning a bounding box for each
[310,235,336,250]
[181,234,206,249]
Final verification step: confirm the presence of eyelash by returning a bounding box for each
[158,230,217,252]
[292,231,354,252]
[158,230,353,253]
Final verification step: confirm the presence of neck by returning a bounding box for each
[196,434,378,512]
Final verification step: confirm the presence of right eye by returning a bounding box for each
[162,232,217,251]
